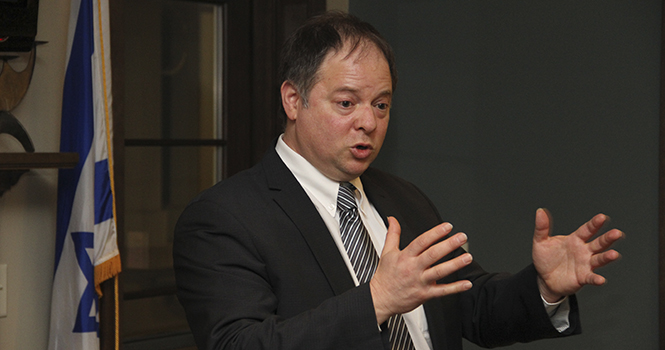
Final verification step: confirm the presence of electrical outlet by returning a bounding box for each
[0,264,6,318]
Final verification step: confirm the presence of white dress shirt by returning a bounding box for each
[275,135,569,349]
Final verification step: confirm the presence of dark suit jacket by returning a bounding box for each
[173,145,580,350]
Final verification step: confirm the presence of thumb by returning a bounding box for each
[533,208,552,242]
[382,216,402,256]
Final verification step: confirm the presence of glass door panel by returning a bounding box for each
[120,0,223,347]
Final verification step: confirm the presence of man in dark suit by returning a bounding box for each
[173,11,623,350]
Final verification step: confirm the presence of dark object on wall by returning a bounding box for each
[0,110,34,196]
[0,0,40,52]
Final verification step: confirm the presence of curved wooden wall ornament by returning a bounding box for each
[0,44,36,197]
[0,46,36,111]
[0,42,78,197]
[0,110,34,196]
[0,110,34,152]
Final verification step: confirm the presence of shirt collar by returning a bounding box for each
[275,134,368,217]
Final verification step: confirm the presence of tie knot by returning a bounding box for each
[337,182,358,212]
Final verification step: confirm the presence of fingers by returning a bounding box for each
[585,273,607,286]
[382,217,402,256]
[385,217,461,259]
[420,232,468,268]
[577,213,610,241]
[588,229,625,254]
[533,208,552,242]
[423,251,473,282]
[429,279,473,297]
[391,219,471,283]
[590,249,622,269]
[410,227,468,273]
[403,221,455,256]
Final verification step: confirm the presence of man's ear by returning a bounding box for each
[280,81,301,121]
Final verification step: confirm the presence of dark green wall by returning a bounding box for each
[351,1,660,349]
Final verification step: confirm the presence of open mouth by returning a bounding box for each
[351,144,373,159]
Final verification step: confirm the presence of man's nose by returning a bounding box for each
[354,105,377,133]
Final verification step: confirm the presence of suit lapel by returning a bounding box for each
[361,172,418,249]
[261,146,356,296]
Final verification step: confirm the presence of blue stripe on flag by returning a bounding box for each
[55,0,94,273]
[94,160,113,224]
[71,231,99,334]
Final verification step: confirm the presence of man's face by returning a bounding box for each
[282,43,392,182]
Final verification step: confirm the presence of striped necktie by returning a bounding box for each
[337,182,416,350]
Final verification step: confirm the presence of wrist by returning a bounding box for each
[369,279,393,324]
[537,275,564,303]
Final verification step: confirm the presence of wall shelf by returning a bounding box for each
[0,152,79,170]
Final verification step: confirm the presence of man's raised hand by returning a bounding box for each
[370,217,473,323]
[532,208,624,303]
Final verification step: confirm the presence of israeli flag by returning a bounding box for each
[48,0,121,349]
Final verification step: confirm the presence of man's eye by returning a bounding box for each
[339,101,352,108]
[376,103,389,110]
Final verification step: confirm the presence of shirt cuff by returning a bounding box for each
[541,294,571,333]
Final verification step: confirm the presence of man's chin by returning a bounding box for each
[342,163,372,180]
